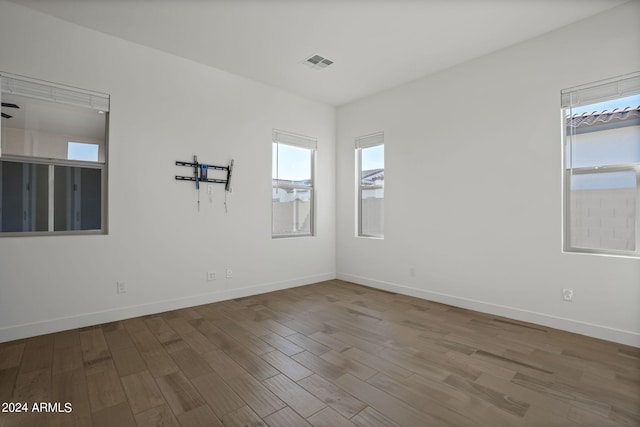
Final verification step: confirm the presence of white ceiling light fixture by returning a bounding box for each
[304,54,334,71]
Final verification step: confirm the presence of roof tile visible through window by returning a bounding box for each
[361,168,384,185]
[568,106,640,128]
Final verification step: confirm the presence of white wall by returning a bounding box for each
[337,2,640,347]
[0,0,336,342]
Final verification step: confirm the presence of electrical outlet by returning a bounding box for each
[226,268,233,279]
[562,288,574,302]
[207,271,216,281]
[409,267,416,277]
[117,281,127,294]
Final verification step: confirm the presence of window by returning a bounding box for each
[272,130,316,237]
[356,132,384,238]
[0,73,109,235]
[68,142,99,162]
[562,72,640,257]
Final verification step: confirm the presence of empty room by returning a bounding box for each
[0,0,639,426]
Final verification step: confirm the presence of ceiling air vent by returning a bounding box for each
[304,54,334,71]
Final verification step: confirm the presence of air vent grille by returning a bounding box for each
[304,54,334,71]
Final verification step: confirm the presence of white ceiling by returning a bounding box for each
[8,0,629,106]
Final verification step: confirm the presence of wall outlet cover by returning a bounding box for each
[562,288,574,302]
[117,281,127,294]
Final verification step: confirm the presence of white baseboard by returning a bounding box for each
[337,272,640,348]
[5,272,637,348]
[0,273,336,343]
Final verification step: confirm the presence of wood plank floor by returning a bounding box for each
[0,279,638,427]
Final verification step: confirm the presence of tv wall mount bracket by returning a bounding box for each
[175,155,234,210]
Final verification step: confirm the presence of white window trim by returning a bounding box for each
[561,72,640,258]
[272,129,316,238]
[0,72,109,236]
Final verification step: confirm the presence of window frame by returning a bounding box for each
[0,72,109,237]
[271,129,316,239]
[356,132,384,239]
[561,72,640,257]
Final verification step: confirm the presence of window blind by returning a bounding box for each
[272,129,317,150]
[1,73,110,112]
[561,72,640,108]
[355,131,384,149]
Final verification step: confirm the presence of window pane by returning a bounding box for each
[272,187,312,236]
[1,93,107,162]
[273,143,311,184]
[359,143,384,237]
[565,95,640,169]
[360,145,384,186]
[68,142,99,162]
[567,127,640,168]
[569,171,636,251]
[361,187,384,237]
[54,166,102,231]
[0,161,48,232]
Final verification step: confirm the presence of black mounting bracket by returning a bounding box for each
[175,155,233,191]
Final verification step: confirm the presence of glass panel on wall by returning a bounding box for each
[358,142,384,237]
[0,161,49,232]
[1,94,107,162]
[1,72,109,236]
[569,170,636,252]
[361,187,384,237]
[54,166,102,231]
[272,143,312,185]
[272,187,312,236]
